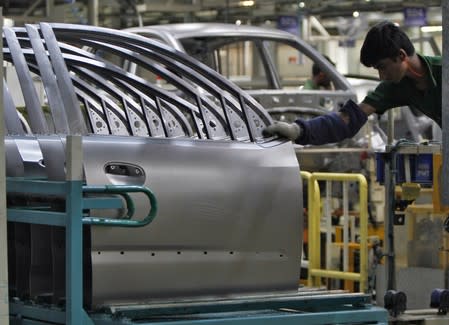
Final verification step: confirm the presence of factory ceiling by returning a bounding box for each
[0,0,443,30]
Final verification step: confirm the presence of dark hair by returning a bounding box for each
[312,54,334,76]
[360,21,415,67]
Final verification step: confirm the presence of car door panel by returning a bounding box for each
[82,135,302,306]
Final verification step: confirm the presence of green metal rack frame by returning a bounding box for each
[7,136,159,325]
[7,136,388,325]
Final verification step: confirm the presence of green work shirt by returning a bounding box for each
[362,54,442,127]
[303,79,318,90]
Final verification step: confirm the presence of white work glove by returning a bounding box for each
[262,121,302,141]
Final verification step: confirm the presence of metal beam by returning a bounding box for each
[45,0,55,19]
[0,9,9,325]
[136,0,201,13]
[88,0,99,26]
[22,0,43,17]
[442,0,449,205]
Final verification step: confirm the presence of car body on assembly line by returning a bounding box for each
[124,23,382,173]
[124,23,356,118]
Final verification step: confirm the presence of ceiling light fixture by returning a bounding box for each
[420,25,442,32]
[195,10,218,17]
[240,0,255,7]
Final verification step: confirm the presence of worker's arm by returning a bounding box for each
[340,102,375,124]
[263,100,375,145]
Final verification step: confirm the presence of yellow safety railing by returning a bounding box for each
[301,172,369,293]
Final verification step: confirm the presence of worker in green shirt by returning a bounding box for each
[263,21,442,145]
[303,55,334,91]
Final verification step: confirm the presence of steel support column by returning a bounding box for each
[0,8,9,325]
[88,0,99,26]
[442,0,449,205]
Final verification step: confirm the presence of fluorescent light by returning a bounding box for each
[420,25,442,33]
[240,0,254,6]
[195,9,217,17]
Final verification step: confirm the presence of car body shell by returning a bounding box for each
[124,23,371,173]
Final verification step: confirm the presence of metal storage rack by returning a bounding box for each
[6,136,388,325]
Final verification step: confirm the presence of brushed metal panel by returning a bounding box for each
[5,139,25,177]
[40,23,88,135]
[26,25,71,134]
[3,22,301,309]
[3,83,26,135]
[3,27,49,134]
[13,137,46,179]
[82,135,302,307]
[36,136,67,304]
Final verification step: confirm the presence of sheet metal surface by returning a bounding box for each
[82,135,301,306]
[3,22,303,309]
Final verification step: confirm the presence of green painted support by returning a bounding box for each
[89,302,388,325]
[7,135,159,325]
[82,185,157,227]
[6,135,92,325]
[66,180,86,325]
[108,292,371,319]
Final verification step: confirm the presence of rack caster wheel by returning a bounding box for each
[384,290,407,317]
[444,216,449,233]
[430,288,449,315]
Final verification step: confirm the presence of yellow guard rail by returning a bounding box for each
[301,172,369,293]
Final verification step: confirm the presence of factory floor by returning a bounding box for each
[391,309,449,324]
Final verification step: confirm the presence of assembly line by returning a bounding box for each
[0,1,449,324]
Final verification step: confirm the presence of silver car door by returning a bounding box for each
[82,135,302,307]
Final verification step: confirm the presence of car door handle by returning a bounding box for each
[104,162,145,185]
